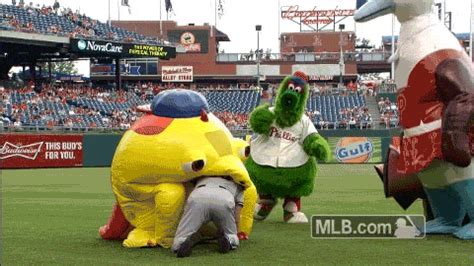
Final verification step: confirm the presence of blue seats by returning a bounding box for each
[0,3,164,44]
[204,90,259,114]
[306,93,367,125]
[1,88,371,130]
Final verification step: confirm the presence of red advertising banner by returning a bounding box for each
[281,6,355,25]
[0,134,83,169]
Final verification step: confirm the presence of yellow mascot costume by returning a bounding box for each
[99,89,257,248]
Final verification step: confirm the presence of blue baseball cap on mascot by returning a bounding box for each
[151,89,209,118]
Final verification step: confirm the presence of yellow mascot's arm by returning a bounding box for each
[229,137,256,235]
[154,182,186,248]
[206,155,253,189]
[232,138,251,161]
[239,183,257,235]
[117,182,186,248]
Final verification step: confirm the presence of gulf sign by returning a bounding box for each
[335,137,374,163]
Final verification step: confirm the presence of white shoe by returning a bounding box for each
[253,199,277,221]
[253,204,267,221]
[285,212,308,223]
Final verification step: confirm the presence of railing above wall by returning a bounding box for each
[216,52,392,63]
[1,122,400,138]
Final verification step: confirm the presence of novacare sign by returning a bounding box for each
[70,38,176,59]
[79,40,123,53]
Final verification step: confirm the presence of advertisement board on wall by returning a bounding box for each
[90,63,145,76]
[0,134,83,169]
[70,39,176,59]
[280,6,355,26]
[162,66,193,82]
[328,137,382,163]
[309,75,334,81]
[179,32,201,52]
[167,30,209,54]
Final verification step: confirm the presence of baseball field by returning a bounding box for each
[2,164,473,265]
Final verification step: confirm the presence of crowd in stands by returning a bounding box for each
[0,82,259,131]
[358,79,397,96]
[306,106,372,130]
[338,107,372,129]
[0,79,403,132]
[213,111,249,131]
[310,83,340,96]
[0,85,144,130]
[378,96,399,128]
[239,48,273,61]
[0,1,167,44]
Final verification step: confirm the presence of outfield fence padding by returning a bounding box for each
[0,129,401,169]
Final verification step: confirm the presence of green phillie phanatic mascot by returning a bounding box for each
[245,71,331,223]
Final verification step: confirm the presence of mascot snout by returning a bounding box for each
[281,92,299,109]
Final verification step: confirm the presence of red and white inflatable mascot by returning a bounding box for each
[355,0,474,240]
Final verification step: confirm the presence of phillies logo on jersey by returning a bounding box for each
[270,127,297,142]
[0,141,44,160]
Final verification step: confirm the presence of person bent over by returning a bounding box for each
[172,176,243,257]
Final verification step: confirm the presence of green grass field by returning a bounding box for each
[2,165,473,265]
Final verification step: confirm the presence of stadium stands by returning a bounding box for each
[0,2,405,133]
[0,3,165,44]
[203,90,260,114]
[307,93,366,124]
[306,91,374,130]
[378,96,399,128]
[0,85,261,130]
[0,84,380,131]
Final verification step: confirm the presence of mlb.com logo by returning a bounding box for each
[336,137,373,163]
[77,39,87,50]
[311,215,426,239]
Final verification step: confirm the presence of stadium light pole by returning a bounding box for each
[215,0,217,32]
[391,14,395,80]
[443,0,446,25]
[117,0,120,21]
[256,25,262,88]
[108,0,111,26]
[159,0,163,38]
[278,0,281,44]
[470,0,473,60]
[339,24,345,87]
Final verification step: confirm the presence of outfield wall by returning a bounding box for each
[0,129,401,169]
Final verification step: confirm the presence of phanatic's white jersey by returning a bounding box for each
[250,107,317,168]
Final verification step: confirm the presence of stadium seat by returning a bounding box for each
[0,3,165,44]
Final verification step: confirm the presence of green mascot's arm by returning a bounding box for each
[249,104,275,136]
[303,133,331,162]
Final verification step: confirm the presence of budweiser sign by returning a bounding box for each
[0,141,43,160]
[281,5,355,25]
[0,134,84,168]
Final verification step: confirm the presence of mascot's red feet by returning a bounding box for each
[283,197,308,223]
[99,203,133,240]
[237,232,249,240]
[254,196,309,223]
[254,195,277,221]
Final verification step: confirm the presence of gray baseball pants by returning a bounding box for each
[172,185,239,251]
